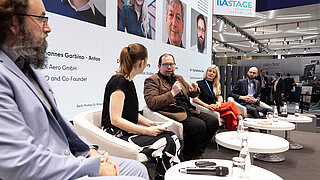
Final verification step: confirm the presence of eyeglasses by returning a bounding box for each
[248,71,257,74]
[197,27,206,33]
[16,14,49,27]
[161,63,176,67]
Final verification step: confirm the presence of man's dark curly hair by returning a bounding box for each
[0,0,28,43]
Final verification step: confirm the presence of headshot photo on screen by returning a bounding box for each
[162,0,186,48]
[118,0,155,40]
[43,0,106,27]
[190,9,207,54]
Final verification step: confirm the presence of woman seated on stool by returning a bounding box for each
[101,43,182,180]
[193,65,242,130]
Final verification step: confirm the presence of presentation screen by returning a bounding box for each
[42,0,213,120]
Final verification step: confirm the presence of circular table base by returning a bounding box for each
[253,153,286,162]
[289,141,304,150]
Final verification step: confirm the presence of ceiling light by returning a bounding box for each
[276,14,312,20]
[228,43,251,48]
[219,21,224,32]
[243,19,265,27]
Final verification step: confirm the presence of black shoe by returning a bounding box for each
[154,174,164,180]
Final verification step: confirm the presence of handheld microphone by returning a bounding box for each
[171,74,183,95]
[179,166,229,176]
[170,73,177,83]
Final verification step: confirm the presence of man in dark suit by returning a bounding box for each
[144,53,219,160]
[272,73,285,113]
[229,67,273,118]
[284,73,295,103]
[256,69,269,103]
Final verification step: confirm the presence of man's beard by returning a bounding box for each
[248,76,255,80]
[11,25,48,69]
[197,37,205,53]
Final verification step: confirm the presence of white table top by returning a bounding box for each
[215,131,289,153]
[165,159,283,180]
[244,118,296,131]
[278,114,312,123]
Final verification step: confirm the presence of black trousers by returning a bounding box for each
[244,103,273,118]
[260,88,267,103]
[273,93,284,113]
[181,111,219,160]
[284,90,294,103]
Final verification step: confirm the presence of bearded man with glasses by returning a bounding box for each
[229,67,273,118]
[191,14,206,54]
[144,53,219,161]
[0,0,148,179]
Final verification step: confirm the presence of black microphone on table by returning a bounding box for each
[179,166,229,176]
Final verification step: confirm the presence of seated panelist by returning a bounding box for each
[193,65,242,130]
[0,0,148,179]
[101,44,182,180]
[228,67,273,118]
[144,53,219,161]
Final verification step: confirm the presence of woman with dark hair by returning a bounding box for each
[193,65,242,130]
[101,43,181,180]
[118,0,152,39]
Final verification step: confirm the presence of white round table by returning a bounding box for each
[243,118,295,162]
[278,114,312,123]
[278,114,313,149]
[244,118,295,131]
[215,131,289,153]
[165,159,283,180]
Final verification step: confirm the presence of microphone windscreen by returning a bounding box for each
[171,74,176,83]
[215,166,229,176]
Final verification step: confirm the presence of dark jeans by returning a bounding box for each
[181,111,219,160]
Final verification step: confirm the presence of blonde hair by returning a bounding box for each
[118,43,148,79]
[203,65,221,96]
[128,0,150,38]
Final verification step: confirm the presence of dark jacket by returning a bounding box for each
[256,74,269,89]
[272,78,285,95]
[284,77,295,91]
[228,78,261,105]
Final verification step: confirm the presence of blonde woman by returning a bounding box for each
[193,65,242,130]
[101,43,181,180]
[118,0,152,39]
